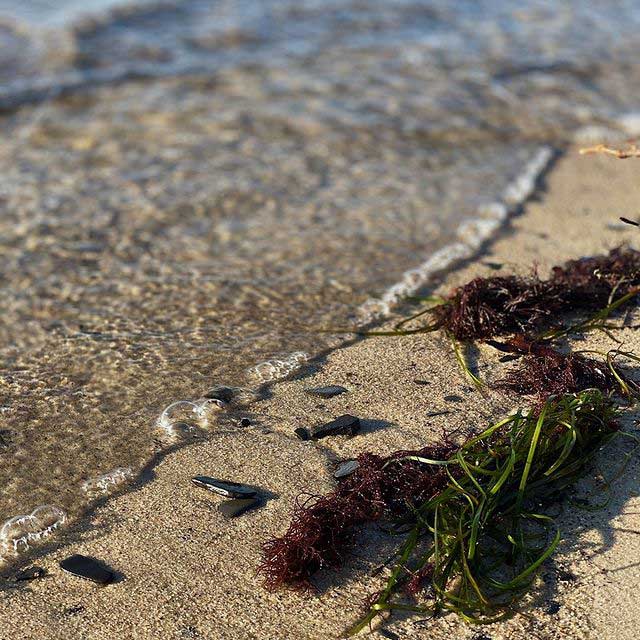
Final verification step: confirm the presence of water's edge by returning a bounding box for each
[0,142,558,578]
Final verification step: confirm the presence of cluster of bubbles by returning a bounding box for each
[0,505,67,556]
[248,351,308,383]
[81,467,134,495]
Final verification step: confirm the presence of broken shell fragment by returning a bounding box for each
[191,476,257,499]
[334,460,359,479]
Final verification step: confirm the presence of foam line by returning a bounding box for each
[358,146,553,321]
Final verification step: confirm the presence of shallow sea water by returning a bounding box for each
[1,0,640,556]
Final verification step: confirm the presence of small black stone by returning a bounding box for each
[294,427,310,441]
[64,604,85,616]
[498,354,521,363]
[413,379,431,386]
[191,476,257,498]
[239,417,252,427]
[0,429,15,449]
[304,385,348,398]
[443,395,463,403]
[203,386,236,403]
[558,569,577,583]
[218,497,260,519]
[545,600,561,615]
[334,460,359,479]
[485,339,512,353]
[482,261,503,270]
[13,565,46,582]
[379,630,400,640]
[311,414,360,440]
[59,555,115,585]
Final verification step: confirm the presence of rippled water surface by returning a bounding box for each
[1,0,640,545]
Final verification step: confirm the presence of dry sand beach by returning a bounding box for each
[3,149,640,640]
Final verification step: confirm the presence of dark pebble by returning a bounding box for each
[294,427,310,441]
[485,339,512,353]
[482,261,503,270]
[218,497,260,519]
[304,385,348,398]
[64,604,85,616]
[13,566,46,582]
[59,555,115,585]
[191,476,257,498]
[239,417,251,427]
[545,600,561,615]
[558,569,577,583]
[203,386,236,403]
[379,630,400,640]
[413,379,431,386]
[471,633,493,640]
[334,460,359,479]
[311,414,360,440]
[443,395,463,403]
[0,429,15,449]
[498,354,521,363]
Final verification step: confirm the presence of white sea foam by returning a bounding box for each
[618,112,640,136]
[248,351,309,383]
[0,505,67,557]
[357,147,553,321]
[477,202,508,222]
[573,125,623,144]
[502,147,553,205]
[82,467,134,495]
[359,242,473,319]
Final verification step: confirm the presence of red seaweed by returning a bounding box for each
[432,247,640,341]
[259,443,455,591]
[495,336,620,402]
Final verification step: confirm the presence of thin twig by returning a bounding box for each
[579,143,640,159]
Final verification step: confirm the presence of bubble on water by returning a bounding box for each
[0,515,37,553]
[155,397,221,441]
[0,505,66,555]
[82,467,134,495]
[248,352,308,382]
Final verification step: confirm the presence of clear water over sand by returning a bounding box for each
[1,0,640,545]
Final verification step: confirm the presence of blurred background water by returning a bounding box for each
[1,0,639,543]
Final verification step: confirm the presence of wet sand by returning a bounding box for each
[3,149,640,639]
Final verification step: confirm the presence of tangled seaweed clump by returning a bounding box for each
[427,246,640,341]
[261,390,625,634]
[432,275,557,340]
[495,336,622,402]
[551,246,640,303]
[260,246,640,634]
[346,389,622,633]
[259,443,455,591]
